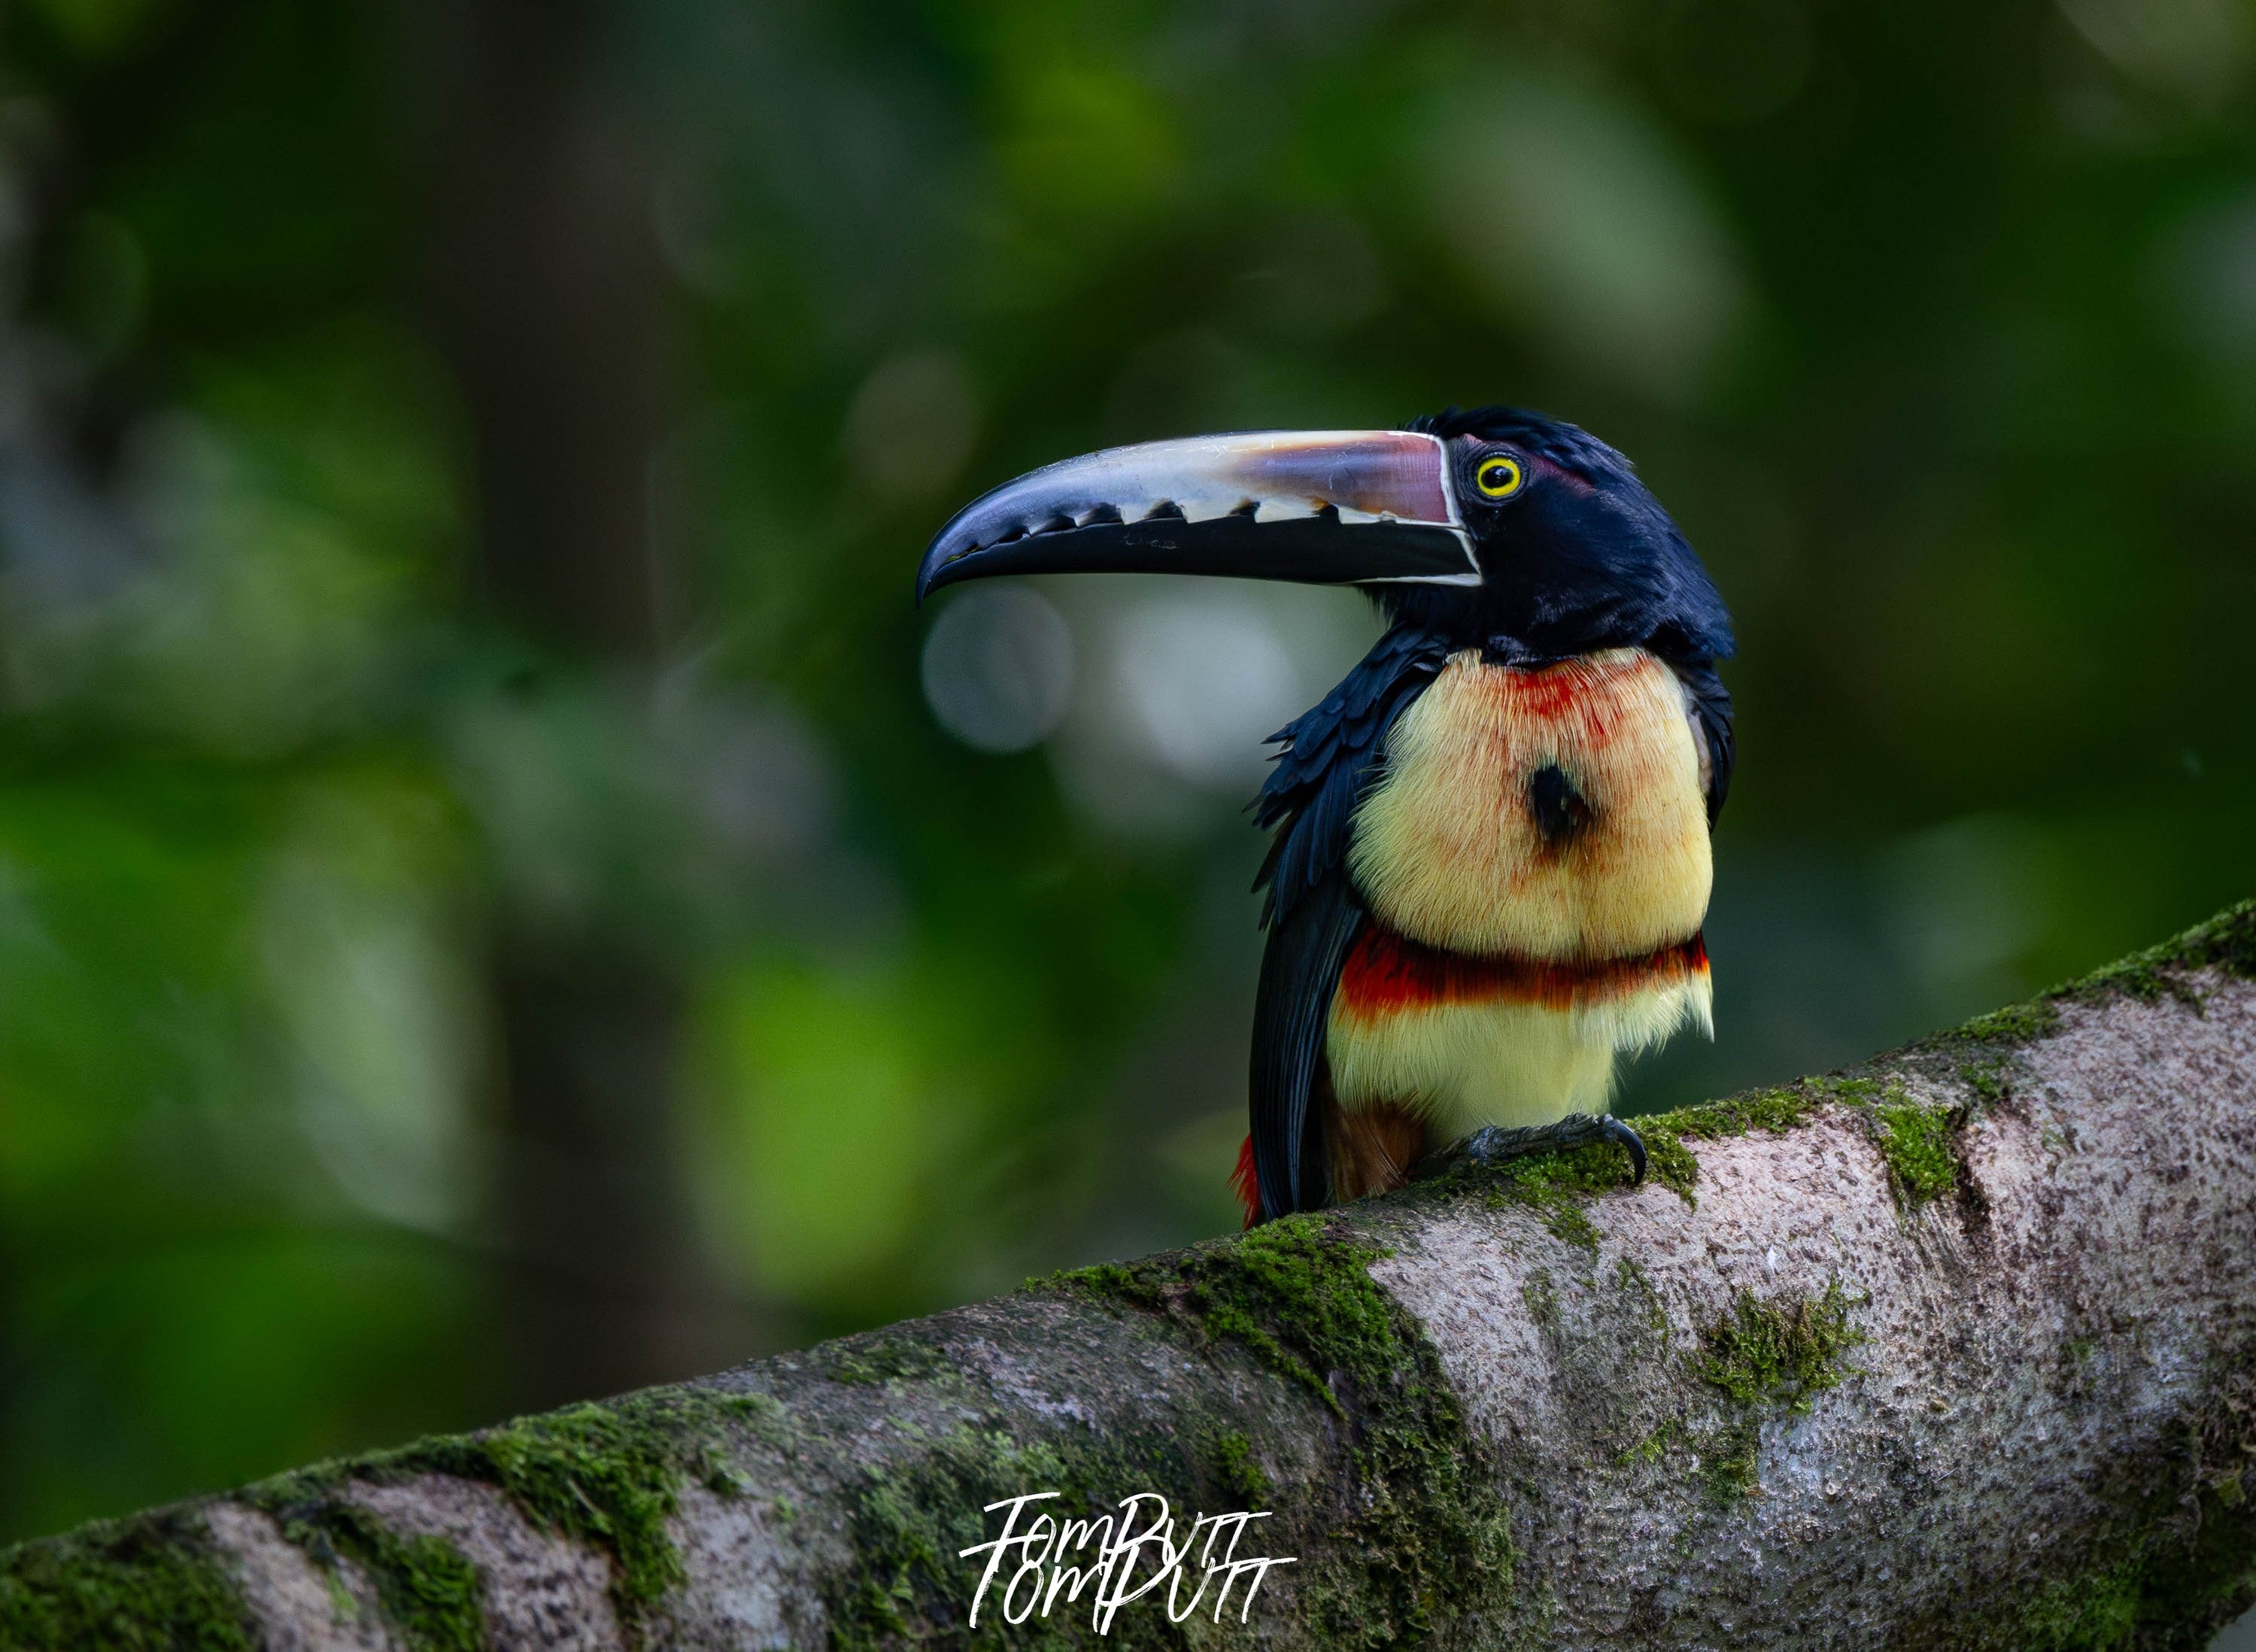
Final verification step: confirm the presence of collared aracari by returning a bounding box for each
[918,408,1734,1225]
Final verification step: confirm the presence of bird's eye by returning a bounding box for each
[1474,454,1524,500]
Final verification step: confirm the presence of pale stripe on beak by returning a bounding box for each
[918,430,1476,600]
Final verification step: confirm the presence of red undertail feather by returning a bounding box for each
[1232,1134,1261,1229]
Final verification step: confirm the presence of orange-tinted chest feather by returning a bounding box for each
[1347,648,1711,961]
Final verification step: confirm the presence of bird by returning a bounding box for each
[917,407,1733,1225]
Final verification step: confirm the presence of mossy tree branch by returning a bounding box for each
[5,902,2256,1650]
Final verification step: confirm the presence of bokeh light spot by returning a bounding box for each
[843,348,982,504]
[920,583,1075,753]
[1113,592,1304,791]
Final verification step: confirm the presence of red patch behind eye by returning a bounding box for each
[1526,452,1597,497]
[1335,926,1708,1018]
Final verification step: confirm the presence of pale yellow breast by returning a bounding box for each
[1347,648,1711,961]
[1325,969,1712,1134]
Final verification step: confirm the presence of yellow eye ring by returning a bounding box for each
[1474,454,1523,499]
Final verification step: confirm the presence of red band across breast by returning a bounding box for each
[1335,925,1708,1019]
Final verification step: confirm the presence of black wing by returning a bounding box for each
[1246,624,1451,1219]
[1672,657,1736,825]
[1248,873,1361,1219]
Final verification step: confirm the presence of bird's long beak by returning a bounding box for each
[916,430,1476,602]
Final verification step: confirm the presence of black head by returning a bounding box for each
[1396,405,1733,666]
[916,405,1731,669]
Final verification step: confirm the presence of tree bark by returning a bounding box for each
[5,902,2254,1650]
[399,0,714,1412]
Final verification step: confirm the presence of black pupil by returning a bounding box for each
[1484,462,1509,488]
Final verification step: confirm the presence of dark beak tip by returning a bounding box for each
[914,529,976,605]
[912,552,950,606]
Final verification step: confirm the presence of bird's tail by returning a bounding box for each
[1231,1134,1262,1229]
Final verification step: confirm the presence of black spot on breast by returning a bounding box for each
[1529,764,1593,851]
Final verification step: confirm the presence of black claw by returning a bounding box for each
[1459,1125,1517,1165]
[1412,1112,1647,1188]
[1600,1115,1647,1186]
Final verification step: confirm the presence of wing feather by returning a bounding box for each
[1248,874,1360,1218]
[1245,624,1450,1218]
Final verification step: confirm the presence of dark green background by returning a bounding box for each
[0,0,2249,1551]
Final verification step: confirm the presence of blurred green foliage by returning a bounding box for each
[0,0,2250,1547]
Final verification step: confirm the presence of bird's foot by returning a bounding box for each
[1415,1113,1647,1187]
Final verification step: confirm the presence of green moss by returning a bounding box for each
[1872,1098,1959,1208]
[2070,897,2256,1004]
[1482,1143,1626,1248]
[824,1337,947,1386]
[727,1391,793,1450]
[1538,1197,1599,1248]
[1701,1420,1763,1502]
[825,1426,1087,1649]
[1634,1080,1832,1205]
[1613,1417,1684,1470]
[2139,1496,2256,1641]
[2021,1558,2143,1651]
[1948,897,2256,1050]
[1641,1131,1702,1201]
[254,1384,760,1640]
[1953,998,2065,1044]
[1961,1053,2012,1102]
[274,1504,481,1651]
[1694,1280,1866,1413]
[1051,1260,1131,1295]
[1683,1281,1866,1504]
[1632,1076,1973,1211]
[1418,1070,1899,1219]
[818,1404,1275,1646]
[1058,1216,1516,1647]
[1521,1267,1560,1332]
[1210,1431,1273,1508]
[7,1387,774,1651]
[0,1511,256,1652]
[1660,1082,1829,1139]
[1614,1256,1671,1347]
[428,1392,752,1607]
[1062,1220,1385,1417]
[2180,898,2256,974]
